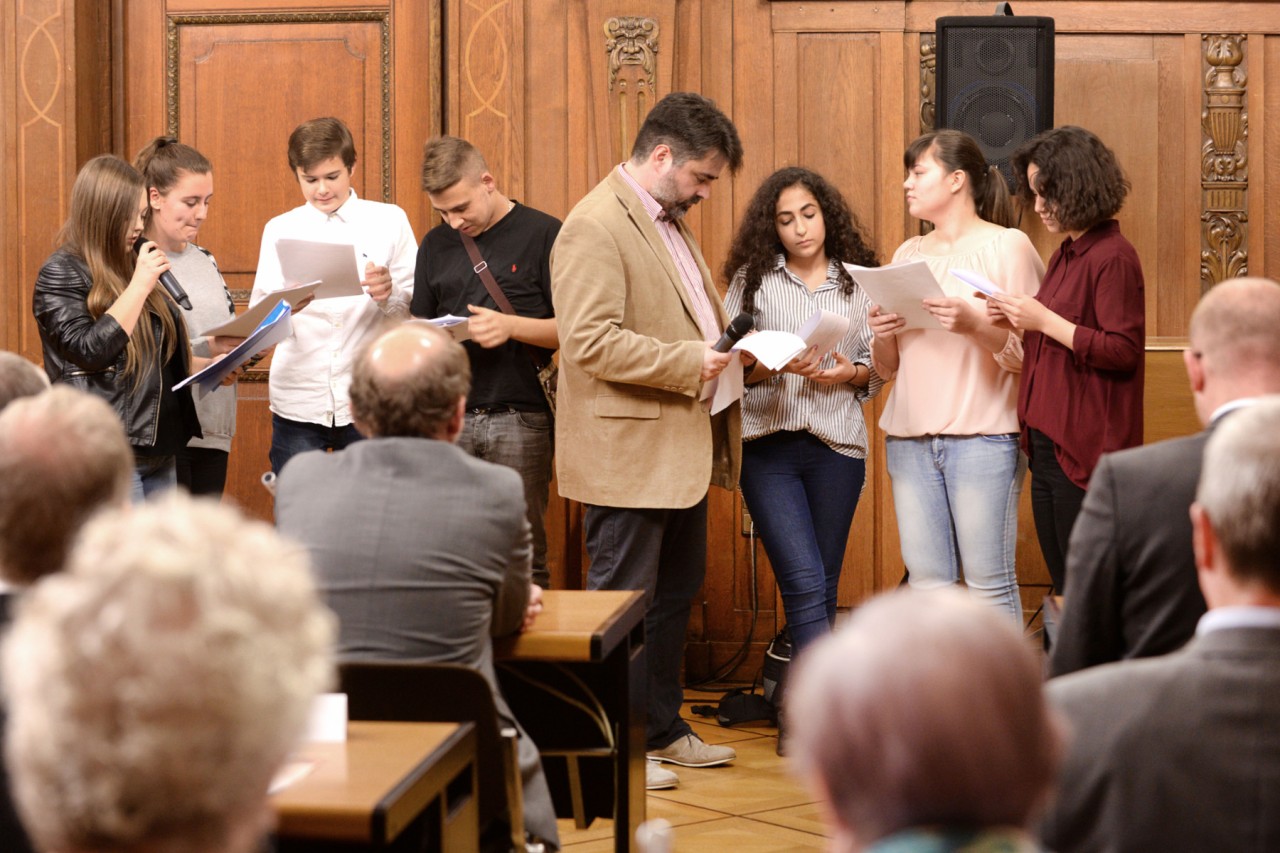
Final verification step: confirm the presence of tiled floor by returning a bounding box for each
[556,688,829,851]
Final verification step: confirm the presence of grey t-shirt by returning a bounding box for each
[170,243,236,452]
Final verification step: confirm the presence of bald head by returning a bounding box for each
[0,351,49,411]
[0,386,132,585]
[1186,277,1280,422]
[349,323,471,440]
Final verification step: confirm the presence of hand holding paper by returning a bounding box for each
[176,302,293,395]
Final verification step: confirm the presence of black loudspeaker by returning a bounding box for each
[936,13,1054,186]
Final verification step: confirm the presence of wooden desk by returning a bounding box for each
[496,589,646,853]
[273,720,478,852]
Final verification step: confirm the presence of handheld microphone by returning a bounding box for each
[133,236,192,310]
[712,312,754,353]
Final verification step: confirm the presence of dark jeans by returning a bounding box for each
[1028,428,1087,592]
[269,414,364,475]
[740,431,866,655]
[177,447,229,497]
[458,408,553,588]
[584,498,708,751]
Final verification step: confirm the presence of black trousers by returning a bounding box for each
[1028,428,1086,592]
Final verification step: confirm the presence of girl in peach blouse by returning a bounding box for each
[869,130,1045,623]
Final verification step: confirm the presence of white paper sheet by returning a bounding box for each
[174,301,292,394]
[201,280,321,338]
[844,261,945,330]
[951,268,1004,297]
[276,238,364,299]
[422,313,472,342]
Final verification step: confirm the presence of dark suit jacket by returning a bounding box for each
[1048,431,1209,677]
[1043,626,1280,852]
[275,438,558,848]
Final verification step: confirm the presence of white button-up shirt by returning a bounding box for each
[251,191,416,427]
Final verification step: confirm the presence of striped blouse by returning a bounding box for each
[725,256,883,458]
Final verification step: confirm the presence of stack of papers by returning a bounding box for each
[844,261,946,330]
[174,302,293,394]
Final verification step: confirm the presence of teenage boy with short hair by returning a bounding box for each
[251,117,416,474]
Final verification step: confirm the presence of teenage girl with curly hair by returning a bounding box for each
[986,126,1144,591]
[723,166,882,656]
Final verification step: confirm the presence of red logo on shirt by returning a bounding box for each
[512,264,518,273]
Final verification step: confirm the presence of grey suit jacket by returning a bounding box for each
[1048,431,1209,676]
[1043,626,1280,852]
[275,437,559,848]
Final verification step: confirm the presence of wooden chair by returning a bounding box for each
[338,661,531,853]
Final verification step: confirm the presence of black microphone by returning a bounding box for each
[133,236,192,310]
[712,311,754,353]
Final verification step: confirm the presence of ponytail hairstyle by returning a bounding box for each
[133,136,212,226]
[56,155,179,387]
[723,167,879,318]
[904,130,1016,227]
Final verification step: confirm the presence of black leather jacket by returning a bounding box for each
[32,248,198,448]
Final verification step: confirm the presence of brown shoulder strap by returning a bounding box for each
[460,232,516,315]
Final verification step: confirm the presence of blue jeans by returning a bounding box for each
[457,408,553,588]
[129,454,177,503]
[740,431,866,655]
[269,414,364,474]
[584,498,707,751]
[886,434,1026,623]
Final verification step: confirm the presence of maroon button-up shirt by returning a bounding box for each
[1019,219,1146,488]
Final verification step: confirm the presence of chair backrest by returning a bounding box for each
[338,661,509,827]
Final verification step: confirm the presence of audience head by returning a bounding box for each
[1185,277,1280,422]
[0,386,132,586]
[788,588,1062,849]
[903,129,1015,228]
[0,351,49,411]
[627,92,743,220]
[2,492,335,853]
[133,136,214,251]
[723,166,878,315]
[1192,397,1280,603]
[349,322,471,441]
[421,135,508,236]
[1011,125,1129,234]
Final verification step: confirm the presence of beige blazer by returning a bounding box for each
[550,168,740,508]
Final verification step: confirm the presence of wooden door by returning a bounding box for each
[120,0,440,520]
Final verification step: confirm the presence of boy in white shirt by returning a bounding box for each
[251,117,416,473]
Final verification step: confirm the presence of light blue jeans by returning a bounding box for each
[885,434,1026,623]
[129,454,177,503]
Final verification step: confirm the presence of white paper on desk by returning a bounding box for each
[173,301,292,394]
[201,280,321,338]
[305,693,348,743]
[268,758,316,795]
[276,238,364,299]
[844,261,945,330]
[423,313,472,342]
[951,268,1004,297]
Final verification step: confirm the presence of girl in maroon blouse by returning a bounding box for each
[986,126,1145,591]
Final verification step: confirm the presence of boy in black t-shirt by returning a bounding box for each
[412,136,560,588]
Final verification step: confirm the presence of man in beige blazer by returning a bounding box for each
[551,92,743,790]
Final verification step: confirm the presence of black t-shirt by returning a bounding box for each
[412,202,561,410]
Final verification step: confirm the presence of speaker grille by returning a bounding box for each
[937,18,1054,186]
